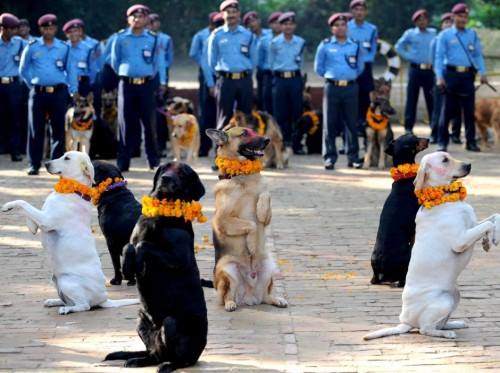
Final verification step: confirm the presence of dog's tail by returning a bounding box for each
[363,323,412,340]
[100,298,140,308]
[201,279,214,288]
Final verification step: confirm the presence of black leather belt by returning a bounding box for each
[121,76,153,85]
[78,76,90,83]
[326,79,355,87]
[34,84,66,93]
[0,76,19,84]
[273,70,301,78]
[446,65,473,73]
[258,69,272,75]
[218,71,250,79]
[411,63,433,70]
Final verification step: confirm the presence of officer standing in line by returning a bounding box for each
[63,19,97,96]
[208,0,257,129]
[435,3,487,152]
[347,0,378,136]
[0,13,25,162]
[101,29,122,92]
[256,12,282,114]
[314,13,365,170]
[269,11,305,156]
[111,4,166,171]
[149,13,174,83]
[395,9,436,135]
[17,19,34,42]
[429,12,461,144]
[19,14,78,175]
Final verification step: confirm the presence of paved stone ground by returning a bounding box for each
[1,125,500,372]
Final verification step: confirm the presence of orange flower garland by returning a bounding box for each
[303,111,321,135]
[70,117,93,131]
[141,196,208,223]
[252,111,267,136]
[177,120,197,147]
[54,177,93,201]
[366,107,389,131]
[415,181,467,209]
[390,163,419,182]
[215,156,263,177]
[92,177,126,205]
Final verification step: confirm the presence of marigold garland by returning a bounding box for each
[366,107,389,131]
[141,196,208,223]
[303,111,320,135]
[177,118,197,147]
[390,163,419,182]
[92,177,126,205]
[252,111,267,136]
[54,177,93,201]
[215,156,263,177]
[415,181,467,209]
[70,117,93,131]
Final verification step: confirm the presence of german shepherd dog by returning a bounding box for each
[206,127,288,312]
[295,88,322,154]
[65,92,95,154]
[226,111,287,169]
[364,78,395,169]
[89,89,118,159]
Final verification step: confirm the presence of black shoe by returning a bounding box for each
[338,148,346,155]
[211,164,219,171]
[293,149,306,155]
[324,160,334,170]
[451,135,463,144]
[436,144,447,152]
[348,159,363,169]
[11,154,22,162]
[27,167,39,175]
[466,143,481,152]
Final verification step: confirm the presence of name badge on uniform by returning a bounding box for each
[77,61,88,69]
[56,59,64,70]
[345,55,357,68]
[142,49,153,64]
[13,55,20,63]
[362,41,371,49]
[240,44,249,56]
[295,55,302,63]
[468,43,475,52]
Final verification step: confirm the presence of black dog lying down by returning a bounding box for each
[370,134,429,287]
[93,161,141,285]
[105,162,208,373]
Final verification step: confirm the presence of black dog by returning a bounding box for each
[295,110,322,154]
[93,161,141,285]
[104,162,208,373]
[370,134,429,287]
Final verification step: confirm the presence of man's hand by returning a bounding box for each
[209,87,216,97]
[480,75,488,85]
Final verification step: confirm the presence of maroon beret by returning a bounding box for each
[350,0,367,9]
[212,12,224,24]
[243,11,258,26]
[441,12,454,22]
[219,0,239,12]
[126,4,150,17]
[62,18,83,33]
[38,14,57,27]
[328,13,349,26]
[208,11,218,22]
[412,9,428,23]
[149,13,160,22]
[452,3,469,15]
[0,13,20,28]
[278,11,295,24]
[267,12,282,24]
[343,12,353,21]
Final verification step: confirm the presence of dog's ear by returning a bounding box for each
[385,140,395,156]
[414,162,429,190]
[206,129,228,145]
[86,92,94,105]
[186,167,205,201]
[80,155,95,184]
[151,164,165,194]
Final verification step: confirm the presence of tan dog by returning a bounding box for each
[206,127,288,312]
[226,111,287,169]
[170,113,200,163]
[65,93,95,153]
[475,97,500,148]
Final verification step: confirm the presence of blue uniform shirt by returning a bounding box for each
[66,40,98,83]
[257,32,275,70]
[434,26,486,79]
[347,19,378,63]
[103,32,118,66]
[0,36,26,77]
[269,34,305,72]
[208,25,257,73]
[200,37,215,88]
[111,28,166,85]
[395,27,436,65]
[83,35,99,49]
[314,37,365,81]
[189,27,210,66]
[19,37,78,93]
[158,32,174,69]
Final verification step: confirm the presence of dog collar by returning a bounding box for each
[251,111,267,136]
[92,177,127,205]
[390,163,419,182]
[415,181,467,209]
[54,177,93,203]
[215,157,263,179]
[366,107,389,131]
[141,196,208,223]
[70,115,93,131]
[303,111,320,135]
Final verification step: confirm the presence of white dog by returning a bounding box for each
[1,151,139,315]
[364,152,500,340]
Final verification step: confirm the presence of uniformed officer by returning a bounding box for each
[435,3,487,152]
[256,12,282,114]
[17,18,34,42]
[208,0,257,129]
[269,11,305,155]
[111,4,166,171]
[0,13,25,162]
[430,12,461,144]
[395,9,436,135]
[347,0,378,134]
[315,13,365,170]
[101,31,120,92]
[19,14,78,175]
[63,19,97,96]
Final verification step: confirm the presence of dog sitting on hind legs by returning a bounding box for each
[65,92,95,153]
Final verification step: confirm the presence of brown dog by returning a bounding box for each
[170,113,200,163]
[100,89,118,137]
[475,97,500,148]
[206,127,288,312]
[226,111,287,169]
[65,92,95,153]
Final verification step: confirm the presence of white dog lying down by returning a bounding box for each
[1,151,139,315]
[364,152,500,340]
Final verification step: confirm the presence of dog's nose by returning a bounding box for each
[44,161,51,169]
[464,163,472,173]
[263,138,270,146]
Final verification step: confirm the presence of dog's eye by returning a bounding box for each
[443,157,449,163]
[64,156,70,161]
[240,130,248,137]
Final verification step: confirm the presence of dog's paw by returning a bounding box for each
[443,330,457,339]
[44,298,64,307]
[273,297,288,308]
[224,301,237,312]
[58,306,71,315]
[1,202,15,212]
[124,358,142,368]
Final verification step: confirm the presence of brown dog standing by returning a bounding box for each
[475,97,500,148]
[206,127,288,312]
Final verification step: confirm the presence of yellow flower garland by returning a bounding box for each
[252,111,267,136]
[215,156,263,177]
[177,119,197,147]
[390,163,419,182]
[303,111,320,135]
[415,181,467,209]
[366,107,389,131]
[141,196,208,223]
[54,177,93,201]
[92,177,125,205]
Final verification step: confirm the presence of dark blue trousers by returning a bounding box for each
[323,82,359,164]
[356,62,374,129]
[28,87,67,169]
[215,75,253,130]
[438,70,476,148]
[0,81,23,157]
[404,66,434,132]
[198,70,217,156]
[272,75,303,149]
[101,64,119,92]
[431,85,461,140]
[117,79,159,170]
[261,70,273,114]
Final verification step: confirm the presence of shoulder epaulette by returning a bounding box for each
[117,29,126,34]
[323,37,331,43]
[28,38,37,45]
[148,30,157,36]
